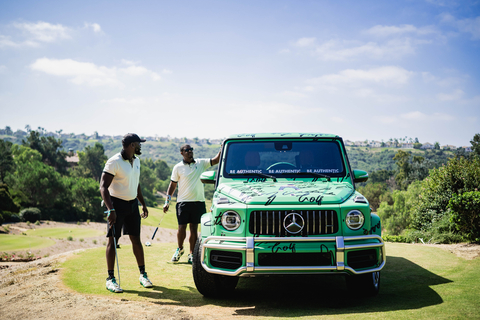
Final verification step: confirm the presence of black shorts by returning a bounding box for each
[106,197,141,238]
[176,202,206,225]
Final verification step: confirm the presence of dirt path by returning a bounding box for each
[0,222,479,320]
[1,221,177,262]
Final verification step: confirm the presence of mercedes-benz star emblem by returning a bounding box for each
[283,212,304,234]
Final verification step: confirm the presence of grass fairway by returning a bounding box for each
[142,201,212,230]
[0,234,55,251]
[24,228,104,239]
[62,242,480,319]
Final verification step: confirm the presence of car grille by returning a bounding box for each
[249,210,338,236]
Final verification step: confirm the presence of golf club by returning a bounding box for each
[111,224,121,288]
[151,213,166,240]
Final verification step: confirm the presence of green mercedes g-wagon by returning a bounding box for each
[192,133,385,297]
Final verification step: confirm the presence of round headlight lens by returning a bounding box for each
[221,211,241,231]
[346,210,365,230]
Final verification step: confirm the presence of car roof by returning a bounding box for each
[226,133,340,139]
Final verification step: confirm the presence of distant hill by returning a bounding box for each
[0,131,458,170]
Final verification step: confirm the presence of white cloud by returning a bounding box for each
[30,58,120,87]
[311,38,416,61]
[437,89,464,101]
[121,59,140,66]
[365,24,438,37]
[294,66,414,103]
[14,21,71,43]
[291,21,442,61]
[440,13,480,39]
[29,58,161,87]
[0,20,103,48]
[0,65,7,73]
[0,34,39,48]
[377,111,455,125]
[84,22,102,33]
[162,69,172,74]
[401,111,427,120]
[293,37,316,47]
[308,66,413,87]
[101,97,147,104]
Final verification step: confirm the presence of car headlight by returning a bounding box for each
[346,210,365,230]
[221,211,241,231]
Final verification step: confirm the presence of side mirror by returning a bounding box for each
[353,169,368,183]
[200,171,216,184]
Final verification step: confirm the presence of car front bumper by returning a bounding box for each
[200,235,386,277]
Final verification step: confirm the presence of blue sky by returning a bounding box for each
[0,0,479,146]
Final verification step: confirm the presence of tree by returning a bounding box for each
[357,183,391,211]
[377,181,422,235]
[63,176,104,221]
[0,183,20,215]
[4,126,13,136]
[22,130,68,173]
[393,150,412,190]
[5,159,65,209]
[412,156,480,233]
[471,133,480,157]
[0,139,14,182]
[139,163,158,207]
[75,143,107,181]
[434,142,440,150]
[448,191,480,243]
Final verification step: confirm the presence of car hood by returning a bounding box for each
[217,181,354,206]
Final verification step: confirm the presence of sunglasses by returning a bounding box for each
[183,148,194,152]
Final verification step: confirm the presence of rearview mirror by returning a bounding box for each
[200,171,216,184]
[353,169,368,183]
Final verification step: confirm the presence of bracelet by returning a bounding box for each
[104,208,115,216]
[166,195,172,201]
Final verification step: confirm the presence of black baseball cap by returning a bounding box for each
[122,133,146,145]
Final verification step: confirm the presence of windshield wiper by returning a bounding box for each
[288,172,331,182]
[230,173,277,182]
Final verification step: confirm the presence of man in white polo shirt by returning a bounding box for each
[100,133,153,293]
[163,144,221,264]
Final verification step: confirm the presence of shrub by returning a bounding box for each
[9,214,20,222]
[412,156,480,232]
[377,181,422,235]
[0,213,3,225]
[67,236,73,241]
[448,191,480,243]
[357,182,390,211]
[19,207,41,223]
[34,220,40,225]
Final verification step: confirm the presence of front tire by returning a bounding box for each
[192,239,239,298]
[345,271,380,297]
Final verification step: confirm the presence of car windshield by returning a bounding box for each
[223,140,346,179]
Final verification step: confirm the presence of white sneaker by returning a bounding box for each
[171,247,184,263]
[188,253,193,264]
[106,277,123,293]
[139,272,153,288]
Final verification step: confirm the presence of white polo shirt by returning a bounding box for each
[103,153,141,201]
[171,158,211,202]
